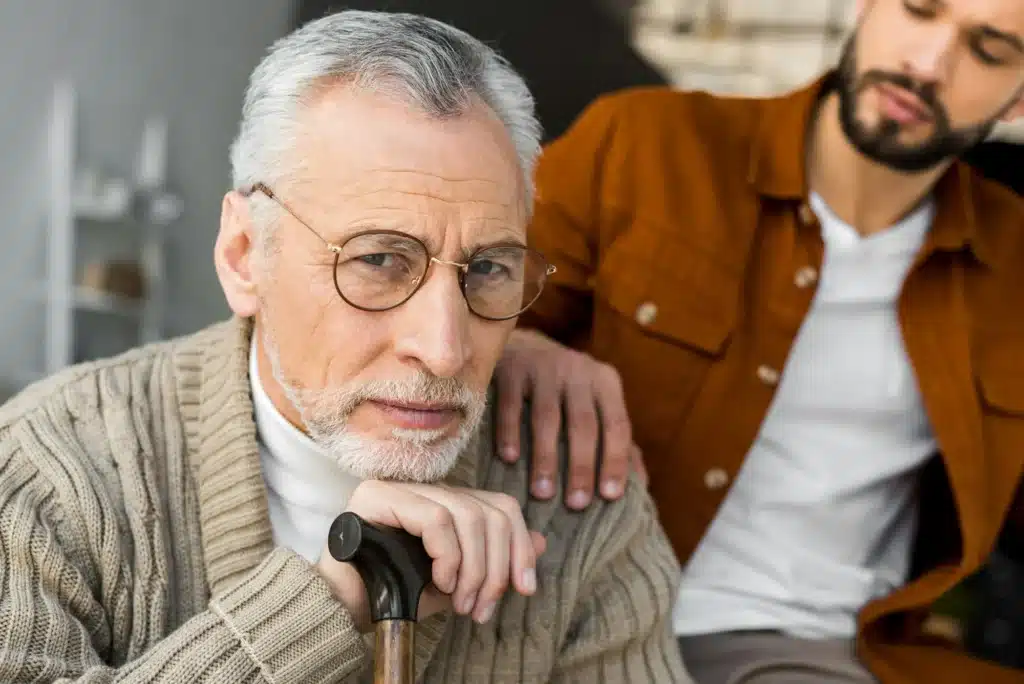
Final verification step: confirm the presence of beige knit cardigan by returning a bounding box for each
[0,317,690,683]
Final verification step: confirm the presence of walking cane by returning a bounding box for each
[328,511,434,684]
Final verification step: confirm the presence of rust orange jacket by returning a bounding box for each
[519,73,1024,683]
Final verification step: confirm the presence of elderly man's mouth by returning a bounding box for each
[367,399,462,430]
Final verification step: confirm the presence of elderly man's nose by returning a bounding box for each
[396,274,472,377]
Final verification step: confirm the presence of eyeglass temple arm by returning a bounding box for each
[242,183,336,250]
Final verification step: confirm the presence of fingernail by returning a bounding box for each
[568,490,589,508]
[534,477,554,498]
[461,594,476,614]
[601,480,622,498]
[521,568,536,593]
[476,602,495,623]
[500,446,517,462]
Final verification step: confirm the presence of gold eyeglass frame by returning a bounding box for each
[240,182,556,321]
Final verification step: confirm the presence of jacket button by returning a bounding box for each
[797,202,816,226]
[635,301,658,326]
[757,364,780,386]
[794,266,818,288]
[704,468,729,490]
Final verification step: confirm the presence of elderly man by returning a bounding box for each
[0,11,687,684]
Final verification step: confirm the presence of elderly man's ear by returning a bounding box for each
[215,190,262,318]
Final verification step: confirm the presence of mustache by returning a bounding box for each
[297,372,481,415]
[857,70,943,119]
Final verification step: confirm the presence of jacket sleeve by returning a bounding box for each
[0,436,368,684]
[518,94,627,346]
[549,473,694,683]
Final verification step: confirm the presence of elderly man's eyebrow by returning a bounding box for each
[464,238,528,256]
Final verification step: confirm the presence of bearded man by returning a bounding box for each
[493,0,1024,682]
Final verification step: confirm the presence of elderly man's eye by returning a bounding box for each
[347,253,418,282]
[468,259,509,277]
[358,253,396,268]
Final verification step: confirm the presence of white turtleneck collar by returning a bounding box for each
[249,335,362,563]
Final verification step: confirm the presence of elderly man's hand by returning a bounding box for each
[494,329,647,510]
[316,480,546,632]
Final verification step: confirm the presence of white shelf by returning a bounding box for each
[72,286,145,316]
[33,283,145,317]
[73,199,132,223]
[36,80,176,380]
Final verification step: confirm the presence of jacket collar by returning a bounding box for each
[746,71,999,268]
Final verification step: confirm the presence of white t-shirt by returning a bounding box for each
[673,192,938,639]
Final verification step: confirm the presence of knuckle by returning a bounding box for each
[606,442,633,464]
[434,563,456,587]
[569,462,596,482]
[429,505,456,531]
[503,363,529,383]
[533,387,562,409]
[483,574,510,598]
[489,510,513,538]
[601,457,629,475]
[604,411,631,431]
[442,563,462,589]
[532,452,557,471]
[490,492,520,516]
[577,405,598,422]
[457,501,486,533]
[462,563,487,590]
[605,419,633,446]
[596,360,622,383]
[566,346,588,362]
[568,355,593,376]
[443,545,462,568]
[535,417,562,442]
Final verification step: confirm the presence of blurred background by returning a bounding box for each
[1,0,1020,403]
[0,0,1020,664]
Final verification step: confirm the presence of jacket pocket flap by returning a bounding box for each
[594,225,739,355]
[977,347,1024,416]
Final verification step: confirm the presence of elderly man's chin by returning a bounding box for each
[305,401,486,483]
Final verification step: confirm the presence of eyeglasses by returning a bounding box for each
[240,183,556,321]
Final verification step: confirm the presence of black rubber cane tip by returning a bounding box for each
[327,510,364,563]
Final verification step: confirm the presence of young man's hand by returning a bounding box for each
[494,329,647,510]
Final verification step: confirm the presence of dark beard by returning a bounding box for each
[833,33,998,173]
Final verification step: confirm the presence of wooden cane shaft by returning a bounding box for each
[374,620,415,684]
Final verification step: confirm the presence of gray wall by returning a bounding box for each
[0,0,295,391]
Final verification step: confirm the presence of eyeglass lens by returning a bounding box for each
[333,232,549,320]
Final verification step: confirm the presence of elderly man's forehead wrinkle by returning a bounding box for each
[329,173,517,203]
[341,192,515,209]
[342,168,507,185]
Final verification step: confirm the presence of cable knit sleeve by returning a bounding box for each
[548,473,692,683]
[0,432,367,684]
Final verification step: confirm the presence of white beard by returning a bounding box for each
[261,326,486,483]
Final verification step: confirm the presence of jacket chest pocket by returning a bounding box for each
[977,342,1024,441]
[588,225,741,440]
[975,342,1024,531]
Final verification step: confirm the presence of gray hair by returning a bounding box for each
[230,10,542,226]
